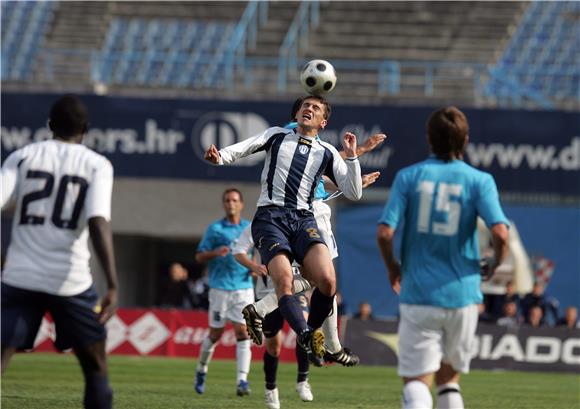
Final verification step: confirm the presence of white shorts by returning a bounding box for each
[208,288,255,328]
[312,200,338,260]
[397,303,479,377]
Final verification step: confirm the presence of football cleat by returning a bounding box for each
[194,371,206,394]
[324,347,360,367]
[242,304,263,345]
[265,387,280,409]
[296,380,314,402]
[297,328,325,358]
[236,380,251,397]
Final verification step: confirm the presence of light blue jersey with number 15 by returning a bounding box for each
[378,156,509,309]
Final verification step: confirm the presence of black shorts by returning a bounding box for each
[1,282,107,351]
[251,206,326,266]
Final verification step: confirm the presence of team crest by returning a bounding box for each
[299,145,309,155]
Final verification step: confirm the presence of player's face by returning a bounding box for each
[223,192,243,218]
[296,99,327,131]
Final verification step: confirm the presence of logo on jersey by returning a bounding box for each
[298,145,309,155]
[191,112,269,166]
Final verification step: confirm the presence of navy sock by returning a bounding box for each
[295,341,309,383]
[84,372,113,409]
[307,288,335,329]
[264,351,279,390]
[279,295,309,335]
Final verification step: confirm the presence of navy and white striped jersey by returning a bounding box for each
[218,127,362,210]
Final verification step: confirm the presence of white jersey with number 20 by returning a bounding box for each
[1,140,113,296]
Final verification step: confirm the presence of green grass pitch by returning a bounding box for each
[2,353,579,408]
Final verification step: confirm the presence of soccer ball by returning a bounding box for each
[300,59,337,95]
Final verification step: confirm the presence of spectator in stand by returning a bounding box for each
[557,306,579,329]
[158,263,196,309]
[486,280,522,323]
[477,303,494,323]
[526,305,544,328]
[354,301,374,321]
[189,269,210,310]
[521,282,560,326]
[496,301,521,328]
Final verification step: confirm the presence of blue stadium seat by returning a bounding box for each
[1,1,54,81]
[487,1,579,105]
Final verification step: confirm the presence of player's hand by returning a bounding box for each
[342,132,358,158]
[387,262,402,295]
[360,133,387,154]
[253,264,268,277]
[204,144,221,164]
[362,171,381,188]
[215,246,230,257]
[480,256,498,281]
[98,288,118,324]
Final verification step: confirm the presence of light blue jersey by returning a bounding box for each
[379,156,509,308]
[197,218,253,291]
[285,121,330,201]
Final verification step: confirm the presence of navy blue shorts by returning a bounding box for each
[252,206,326,266]
[1,282,107,351]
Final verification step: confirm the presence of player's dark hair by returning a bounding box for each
[223,188,243,202]
[48,94,89,139]
[290,97,304,120]
[427,106,468,161]
[302,95,332,120]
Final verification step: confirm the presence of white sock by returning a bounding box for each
[236,339,252,382]
[322,297,342,353]
[255,293,278,319]
[437,383,463,409]
[402,380,432,409]
[196,336,217,373]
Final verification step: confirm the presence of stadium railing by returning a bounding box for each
[277,0,319,93]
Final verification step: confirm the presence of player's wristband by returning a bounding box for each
[346,156,358,161]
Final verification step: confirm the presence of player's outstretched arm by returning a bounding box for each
[377,224,401,294]
[88,217,119,324]
[338,133,387,160]
[327,132,362,200]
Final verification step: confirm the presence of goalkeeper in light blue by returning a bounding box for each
[377,106,510,409]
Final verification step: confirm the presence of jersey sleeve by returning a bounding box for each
[324,144,362,201]
[85,157,114,220]
[476,173,510,228]
[232,225,253,254]
[378,171,408,228]
[1,149,23,209]
[197,225,216,253]
[218,127,284,165]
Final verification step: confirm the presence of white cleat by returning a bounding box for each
[296,380,314,402]
[265,387,280,409]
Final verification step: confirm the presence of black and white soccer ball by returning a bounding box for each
[300,59,337,96]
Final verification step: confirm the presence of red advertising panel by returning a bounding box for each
[33,309,299,362]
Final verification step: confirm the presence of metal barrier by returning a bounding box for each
[277,0,319,93]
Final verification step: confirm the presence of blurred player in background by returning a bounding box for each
[204,96,363,361]
[193,188,253,396]
[1,94,118,409]
[377,106,509,409]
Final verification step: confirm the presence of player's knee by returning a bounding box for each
[265,339,281,357]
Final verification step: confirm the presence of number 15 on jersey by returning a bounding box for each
[417,181,462,236]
